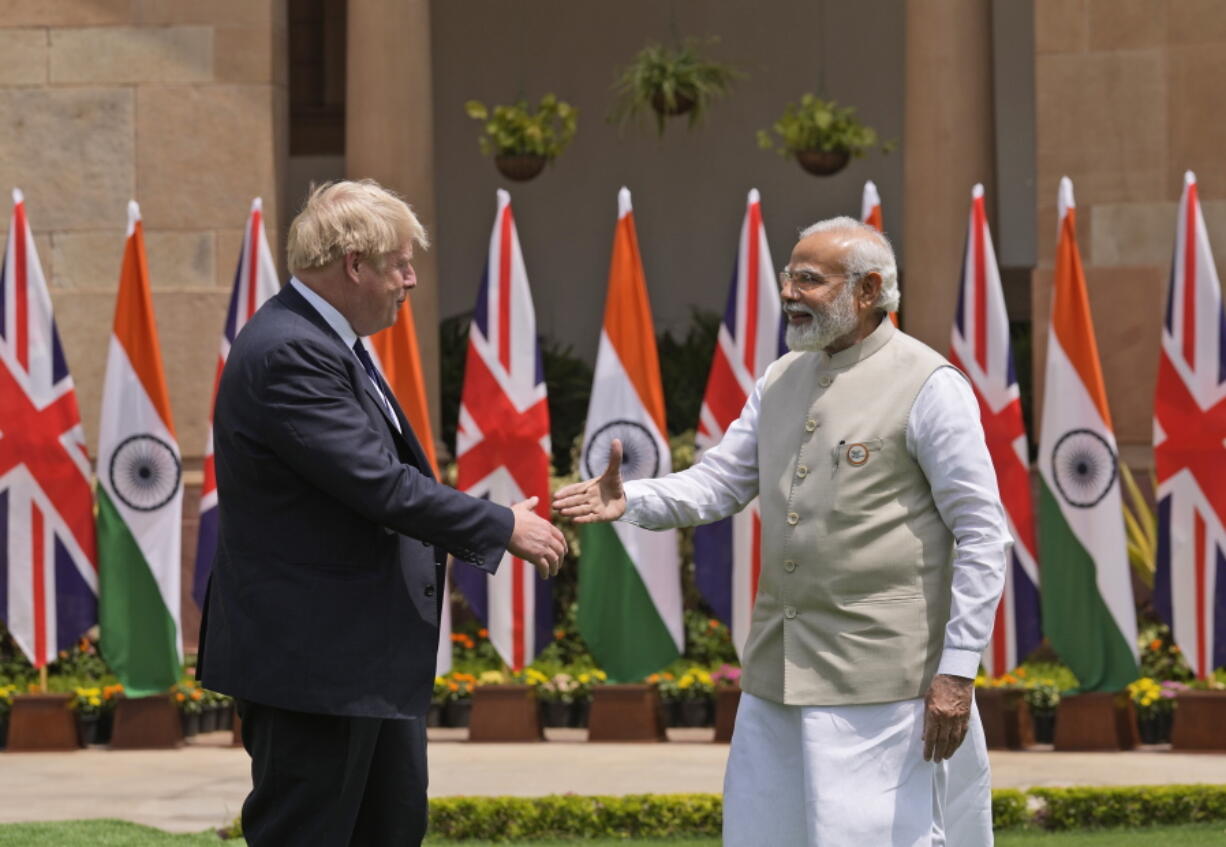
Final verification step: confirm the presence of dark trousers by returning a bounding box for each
[237,700,428,847]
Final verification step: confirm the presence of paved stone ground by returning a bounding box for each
[0,729,1223,834]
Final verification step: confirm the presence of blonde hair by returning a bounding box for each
[286,179,429,274]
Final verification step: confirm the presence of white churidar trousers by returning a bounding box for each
[723,692,992,846]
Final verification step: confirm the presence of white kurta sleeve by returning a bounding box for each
[906,366,1013,680]
[620,370,766,530]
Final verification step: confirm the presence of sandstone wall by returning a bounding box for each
[0,1,289,648]
[1032,0,1226,464]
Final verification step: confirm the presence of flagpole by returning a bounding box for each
[39,666,48,693]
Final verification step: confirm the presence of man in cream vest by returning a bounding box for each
[555,217,1010,845]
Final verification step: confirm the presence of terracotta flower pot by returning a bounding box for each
[976,689,1033,749]
[587,684,667,742]
[494,154,548,182]
[1171,691,1226,750]
[713,686,740,743]
[650,90,696,117]
[468,685,543,742]
[795,149,851,177]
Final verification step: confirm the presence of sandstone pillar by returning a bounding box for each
[346,0,440,436]
[902,0,997,350]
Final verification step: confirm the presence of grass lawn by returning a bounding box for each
[996,824,1226,845]
[2,821,1225,845]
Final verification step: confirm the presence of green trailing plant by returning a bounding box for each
[464,94,577,161]
[609,38,743,136]
[757,93,892,158]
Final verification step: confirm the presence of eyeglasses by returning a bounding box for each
[776,270,859,293]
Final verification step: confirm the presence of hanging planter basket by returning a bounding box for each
[650,90,696,117]
[795,149,851,177]
[494,154,549,182]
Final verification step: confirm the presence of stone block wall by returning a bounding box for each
[1033,0,1226,463]
[0,1,289,649]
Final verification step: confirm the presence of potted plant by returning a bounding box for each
[675,668,715,727]
[649,671,680,727]
[174,681,204,738]
[465,94,577,182]
[70,686,105,746]
[429,676,448,727]
[1023,680,1060,744]
[538,672,579,728]
[572,668,606,728]
[711,664,741,743]
[609,38,742,136]
[98,683,123,745]
[757,94,892,177]
[1128,677,1176,744]
[0,683,17,749]
[441,672,476,728]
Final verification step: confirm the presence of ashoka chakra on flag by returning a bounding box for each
[108,433,182,512]
[583,419,660,481]
[1051,428,1117,509]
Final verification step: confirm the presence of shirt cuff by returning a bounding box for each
[936,647,983,680]
[619,482,647,527]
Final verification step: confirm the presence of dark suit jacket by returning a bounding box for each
[197,283,512,719]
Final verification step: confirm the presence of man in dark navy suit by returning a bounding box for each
[197,180,567,846]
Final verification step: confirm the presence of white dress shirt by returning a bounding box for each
[622,362,1011,680]
[290,277,401,432]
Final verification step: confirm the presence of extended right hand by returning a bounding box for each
[552,438,626,523]
[507,497,568,579]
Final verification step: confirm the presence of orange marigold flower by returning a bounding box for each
[1015,667,1028,678]
[176,692,186,702]
[450,633,464,643]
[708,619,720,630]
[554,629,566,640]
[478,628,489,639]
[1149,639,1163,652]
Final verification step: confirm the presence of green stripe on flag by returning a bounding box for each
[1038,483,1139,692]
[97,487,179,697]
[578,522,680,682]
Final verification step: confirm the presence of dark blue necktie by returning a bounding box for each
[352,339,400,431]
[352,339,381,386]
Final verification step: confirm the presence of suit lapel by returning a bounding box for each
[277,284,435,480]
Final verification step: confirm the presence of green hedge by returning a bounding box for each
[228,786,1226,841]
[1032,785,1226,831]
[429,795,721,840]
[991,789,1030,830]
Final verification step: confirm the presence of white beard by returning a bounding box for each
[784,282,859,352]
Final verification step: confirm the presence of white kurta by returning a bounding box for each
[622,364,1009,845]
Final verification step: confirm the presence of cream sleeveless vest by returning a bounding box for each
[742,318,958,705]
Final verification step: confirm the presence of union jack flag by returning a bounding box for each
[949,183,1041,675]
[693,189,784,658]
[0,189,97,667]
[1154,171,1226,679]
[454,190,551,670]
[192,198,279,608]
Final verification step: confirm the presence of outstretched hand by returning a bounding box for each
[552,438,627,523]
[507,496,568,579]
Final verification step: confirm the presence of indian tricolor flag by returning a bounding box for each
[1038,177,1138,692]
[97,201,183,697]
[861,180,897,327]
[578,187,683,682]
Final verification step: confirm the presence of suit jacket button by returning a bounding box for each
[424,585,435,598]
